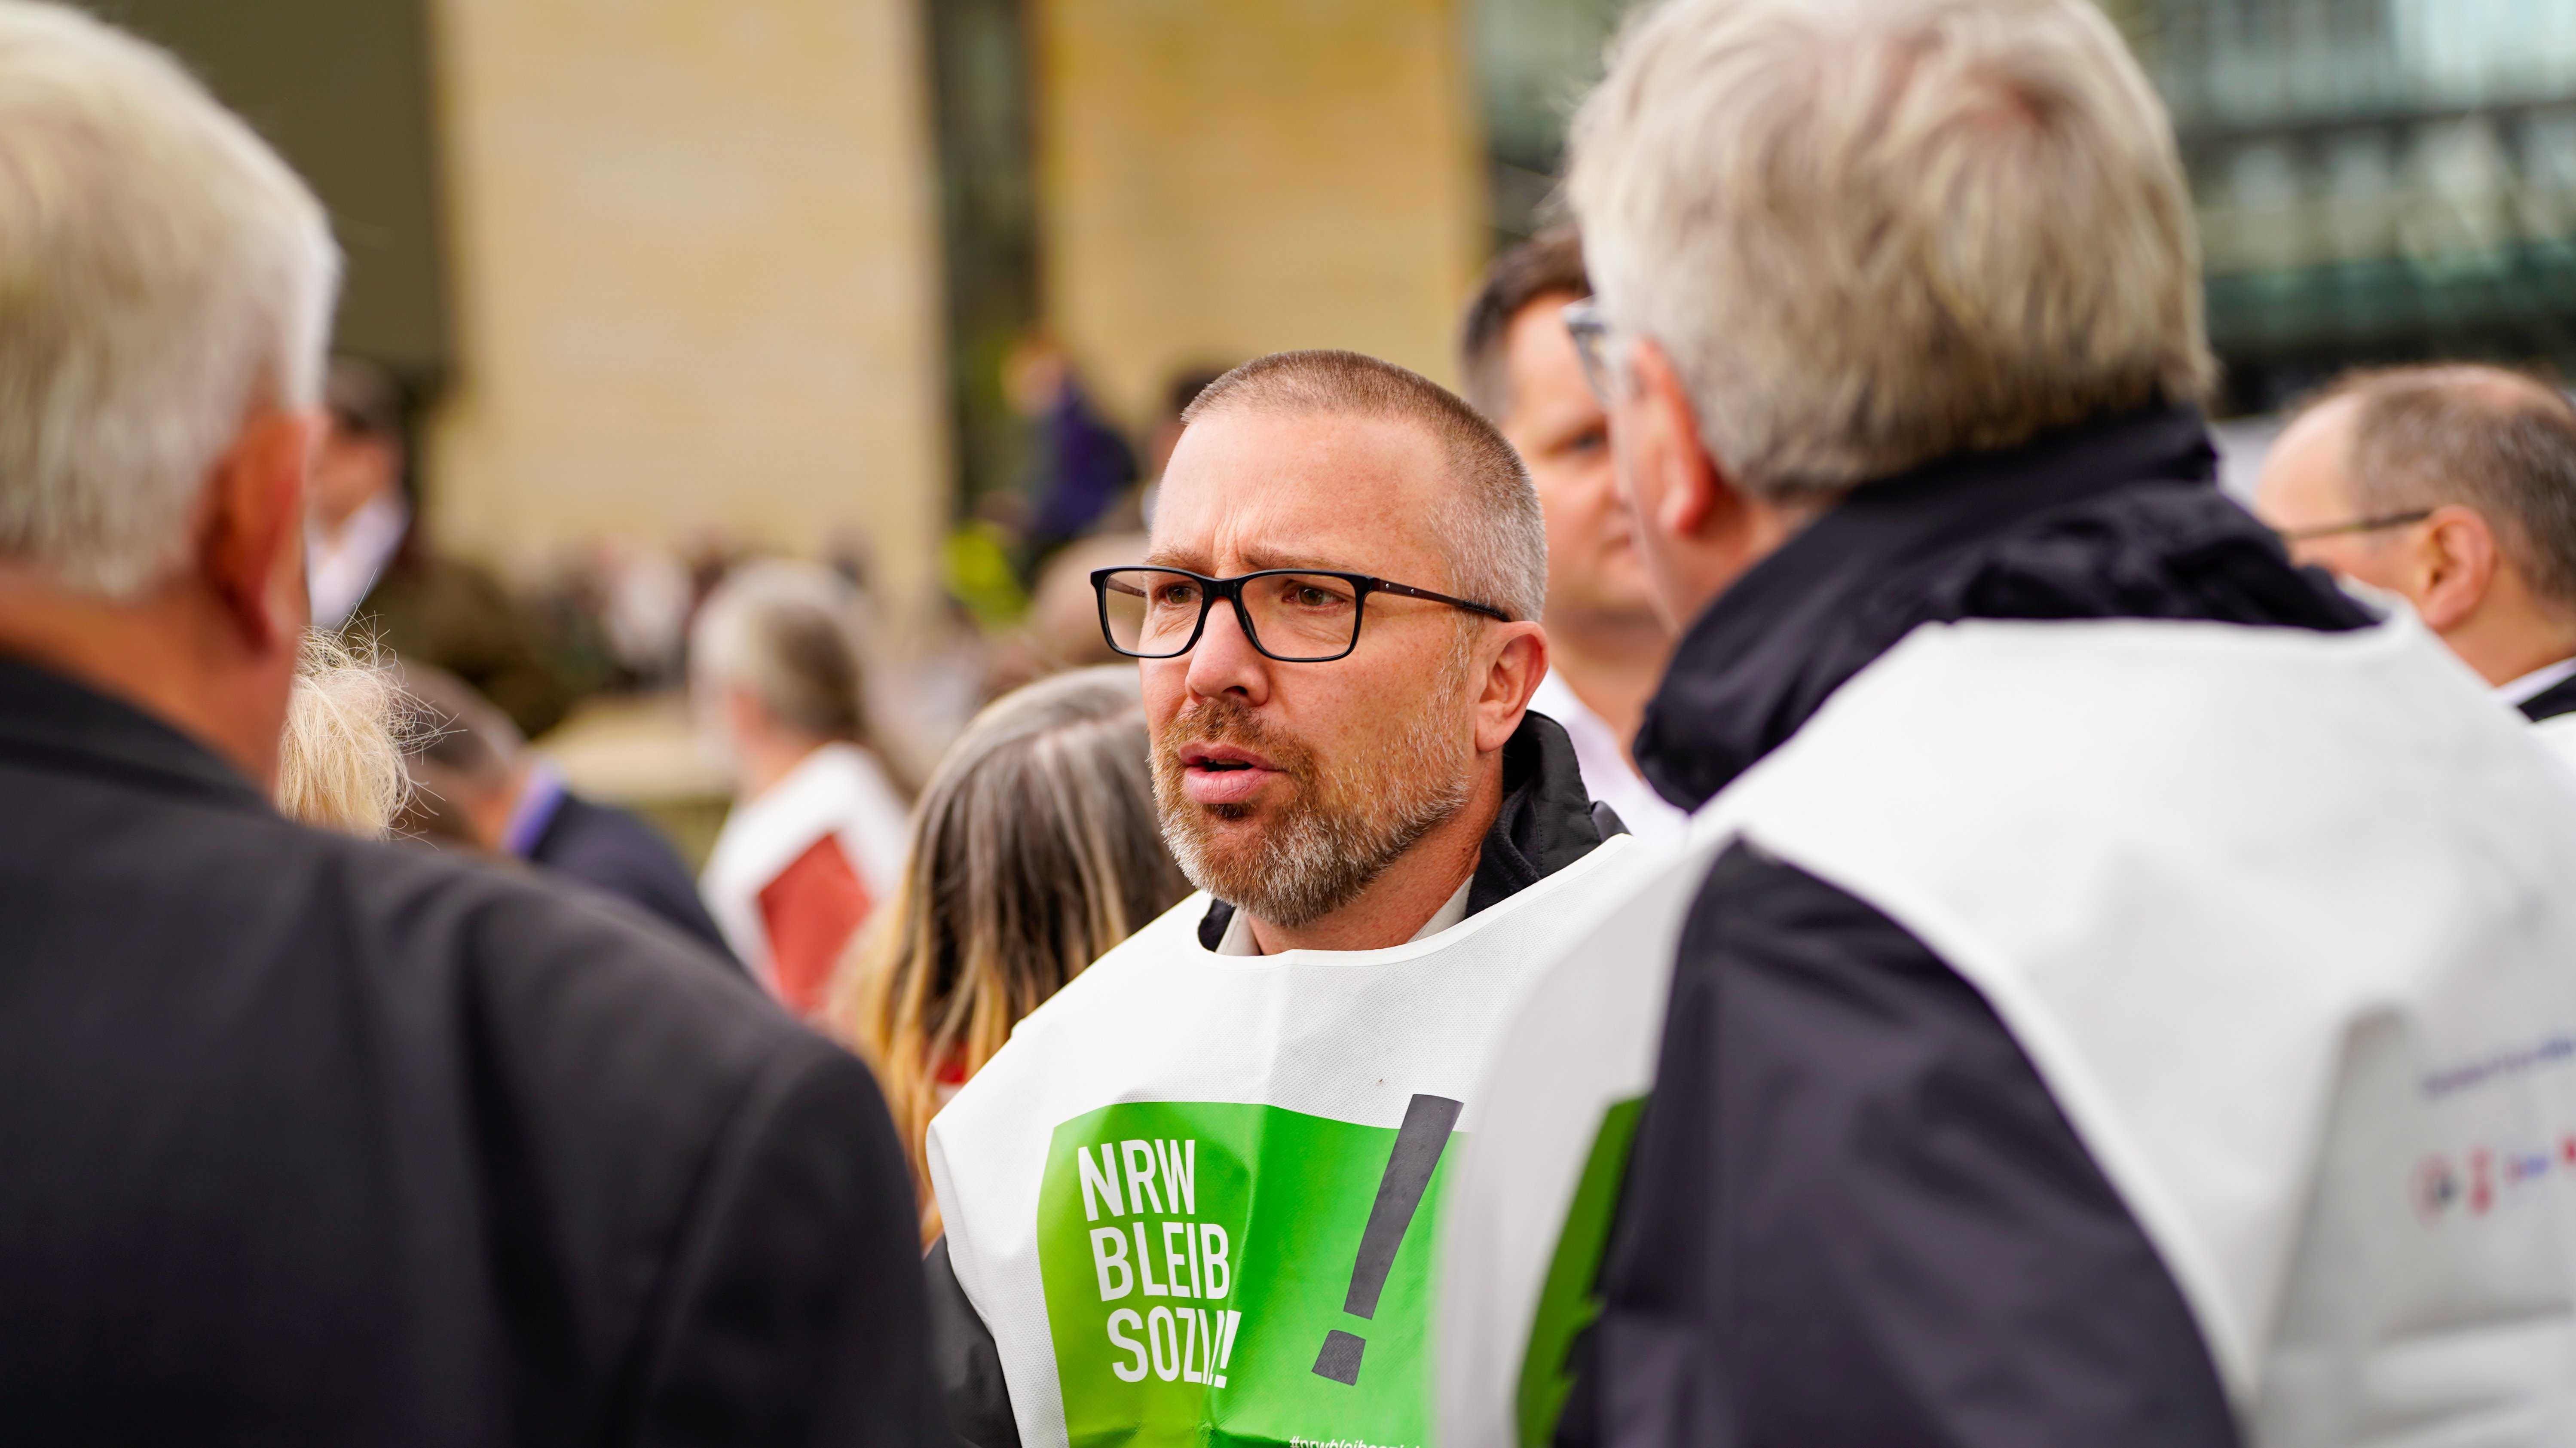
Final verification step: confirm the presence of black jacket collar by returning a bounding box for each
[2520,670,2576,724]
[1195,709,1605,950]
[0,654,269,811]
[1635,406,2374,811]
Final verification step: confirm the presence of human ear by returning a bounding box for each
[200,406,318,654]
[2413,505,2496,633]
[1472,621,1547,755]
[1626,342,1721,540]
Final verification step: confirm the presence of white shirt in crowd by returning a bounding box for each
[306,493,409,630]
[698,740,911,1004]
[1530,671,1690,844]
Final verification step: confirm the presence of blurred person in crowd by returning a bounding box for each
[1437,2,2576,1445]
[275,631,409,838]
[1006,333,1140,562]
[923,351,1638,1448]
[829,666,1187,1240]
[1462,228,1687,841]
[305,355,567,738]
[0,6,937,1443]
[2256,364,2576,721]
[401,663,733,961]
[694,559,911,1015]
[981,531,1151,698]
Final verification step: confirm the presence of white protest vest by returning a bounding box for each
[698,740,910,987]
[1438,616,2576,1448]
[927,832,1641,1448]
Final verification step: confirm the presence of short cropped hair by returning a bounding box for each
[1459,229,1591,422]
[690,561,874,744]
[2310,365,2576,608]
[1181,349,1548,624]
[0,1,340,596]
[1568,0,2212,501]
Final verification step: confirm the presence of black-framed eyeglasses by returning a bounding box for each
[1562,299,1620,404]
[1092,567,1511,663]
[2273,510,2434,544]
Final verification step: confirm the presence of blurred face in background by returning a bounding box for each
[1499,291,1655,632]
[1139,407,1487,927]
[308,412,401,533]
[2256,396,2416,594]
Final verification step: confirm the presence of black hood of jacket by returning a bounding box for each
[1634,406,2374,811]
[1197,708,1605,949]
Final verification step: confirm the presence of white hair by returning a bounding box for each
[0,1,340,596]
[1568,0,2213,501]
[275,632,411,839]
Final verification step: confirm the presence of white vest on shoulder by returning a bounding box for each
[929,834,1640,1448]
[1440,616,2576,1448]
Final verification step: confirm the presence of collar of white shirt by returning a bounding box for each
[1214,874,1473,956]
[2496,655,2576,708]
[306,492,410,630]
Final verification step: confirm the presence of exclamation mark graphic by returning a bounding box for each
[1312,1093,1463,1385]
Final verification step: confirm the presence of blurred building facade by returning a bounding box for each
[2137,0,2576,410]
[116,0,2576,639]
[99,0,1493,644]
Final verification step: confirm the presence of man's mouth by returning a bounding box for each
[1179,742,1282,806]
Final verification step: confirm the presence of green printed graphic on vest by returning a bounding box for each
[1037,1096,1463,1448]
[1513,1096,1643,1448]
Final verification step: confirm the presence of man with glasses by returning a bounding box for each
[2255,364,2576,722]
[918,350,1636,1448]
[1457,229,1688,843]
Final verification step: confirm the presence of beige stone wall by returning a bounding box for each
[1033,0,1487,428]
[422,0,948,627]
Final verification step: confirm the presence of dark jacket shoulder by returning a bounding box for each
[529,792,735,961]
[0,658,934,1446]
[1558,845,2237,1448]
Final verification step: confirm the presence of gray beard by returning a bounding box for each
[1156,702,1472,932]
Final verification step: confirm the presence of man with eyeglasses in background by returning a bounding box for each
[2256,364,2576,723]
[1458,229,1689,843]
[916,350,1637,1448]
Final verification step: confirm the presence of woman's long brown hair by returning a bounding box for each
[826,666,1189,1241]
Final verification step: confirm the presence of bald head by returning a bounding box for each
[1181,351,1546,624]
[2256,364,2576,684]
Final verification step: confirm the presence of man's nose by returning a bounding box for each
[1184,595,1271,703]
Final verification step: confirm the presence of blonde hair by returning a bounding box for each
[275,632,410,838]
[828,666,1188,1239]
[1568,0,2213,501]
[0,1,339,596]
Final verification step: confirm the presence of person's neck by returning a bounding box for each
[1541,605,1668,759]
[739,728,834,802]
[2455,618,2576,690]
[0,573,288,791]
[2445,583,2576,689]
[1244,760,1501,955]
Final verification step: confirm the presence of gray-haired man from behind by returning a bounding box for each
[919,350,1638,1448]
[0,5,936,1442]
[1436,1,2576,1445]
